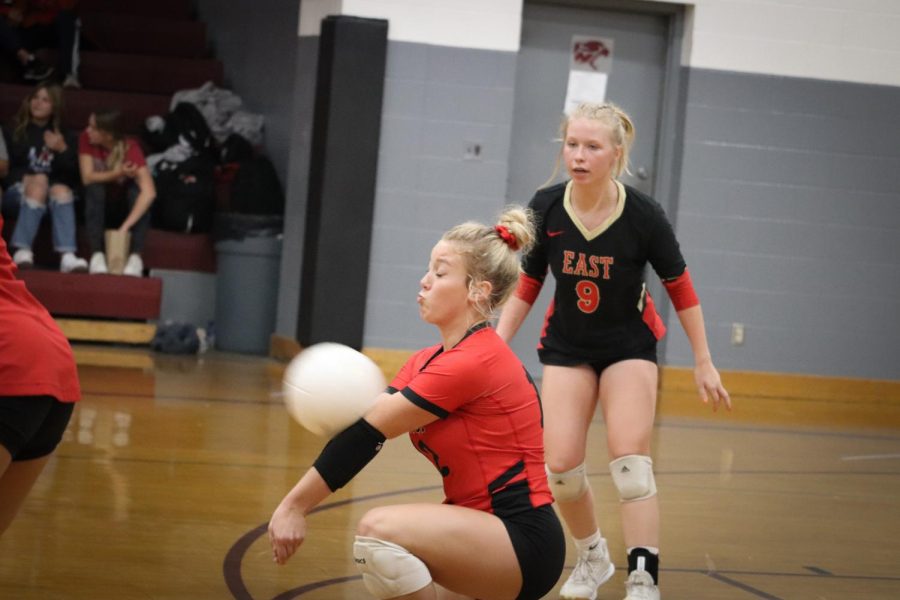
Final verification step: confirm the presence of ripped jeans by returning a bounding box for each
[2,182,78,253]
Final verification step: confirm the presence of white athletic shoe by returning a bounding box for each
[13,248,34,268]
[623,569,660,600]
[60,252,88,273]
[560,538,615,600]
[123,253,143,277]
[89,251,108,274]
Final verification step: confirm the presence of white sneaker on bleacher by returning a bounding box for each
[123,253,143,277]
[13,248,34,268]
[60,252,88,273]
[623,569,659,600]
[560,538,615,600]
[89,252,108,274]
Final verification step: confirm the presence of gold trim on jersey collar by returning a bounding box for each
[563,180,626,241]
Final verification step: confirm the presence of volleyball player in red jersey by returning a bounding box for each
[269,207,565,600]
[0,212,80,537]
[497,102,730,600]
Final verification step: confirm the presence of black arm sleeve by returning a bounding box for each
[313,418,387,492]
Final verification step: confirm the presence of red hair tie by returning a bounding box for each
[494,225,520,251]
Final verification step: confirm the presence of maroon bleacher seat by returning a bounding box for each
[78,0,194,20]
[18,270,162,320]
[79,51,223,95]
[81,14,209,58]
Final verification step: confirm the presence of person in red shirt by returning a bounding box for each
[78,109,156,276]
[0,211,80,537]
[268,207,566,600]
[497,102,730,600]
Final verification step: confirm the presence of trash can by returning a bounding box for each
[213,214,283,354]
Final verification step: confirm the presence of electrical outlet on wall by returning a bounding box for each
[463,141,482,160]
[731,323,745,346]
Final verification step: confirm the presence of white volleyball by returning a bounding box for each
[282,343,386,437]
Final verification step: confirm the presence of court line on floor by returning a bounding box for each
[83,390,282,406]
[841,453,900,461]
[707,572,783,599]
[224,487,900,599]
[223,485,441,600]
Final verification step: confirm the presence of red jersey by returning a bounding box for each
[0,216,80,401]
[77,131,146,184]
[388,324,552,517]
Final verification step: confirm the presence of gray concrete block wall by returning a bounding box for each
[669,68,900,380]
[363,42,518,350]
[192,0,299,186]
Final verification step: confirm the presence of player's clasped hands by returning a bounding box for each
[694,358,731,412]
[268,503,308,565]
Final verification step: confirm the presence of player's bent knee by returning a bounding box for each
[353,535,432,599]
[546,462,589,503]
[609,455,657,502]
[356,506,397,539]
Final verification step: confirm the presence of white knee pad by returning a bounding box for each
[353,536,432,599]
[546,463,589,503]
[609,455,657,502]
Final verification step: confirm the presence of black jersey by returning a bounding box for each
[519,180,687,360]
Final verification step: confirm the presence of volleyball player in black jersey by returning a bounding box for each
[497,102,730,600]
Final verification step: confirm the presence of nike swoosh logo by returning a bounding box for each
[547,230,565,237]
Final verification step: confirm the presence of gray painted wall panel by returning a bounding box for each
[363,42,518,351]
[683,141,900,194]
[678,213,900,266]
[420,121,513,162]
[681,178,900,230]
[193,0,299,185]
[676,71,900,380]
[686,70,900,123]
[423,83,515,125]
[275,37,319,338]
[679,249,900,306]
[382,81,428,117]
[685,106,900,158]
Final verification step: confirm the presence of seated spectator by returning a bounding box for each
[1,83,85,272]
[0,0,80,87]
[78,109,156,277]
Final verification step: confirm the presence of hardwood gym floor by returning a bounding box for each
[1,346,897,599]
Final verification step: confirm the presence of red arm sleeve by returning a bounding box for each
[513,273,544,305]
[662,268,700,311]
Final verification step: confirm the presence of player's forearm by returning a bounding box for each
[675,304,712,364]
[282,468,333,516]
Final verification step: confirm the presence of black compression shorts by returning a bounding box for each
[539,338,657,376]
[0,396,74,460]
[501,503,566,600]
